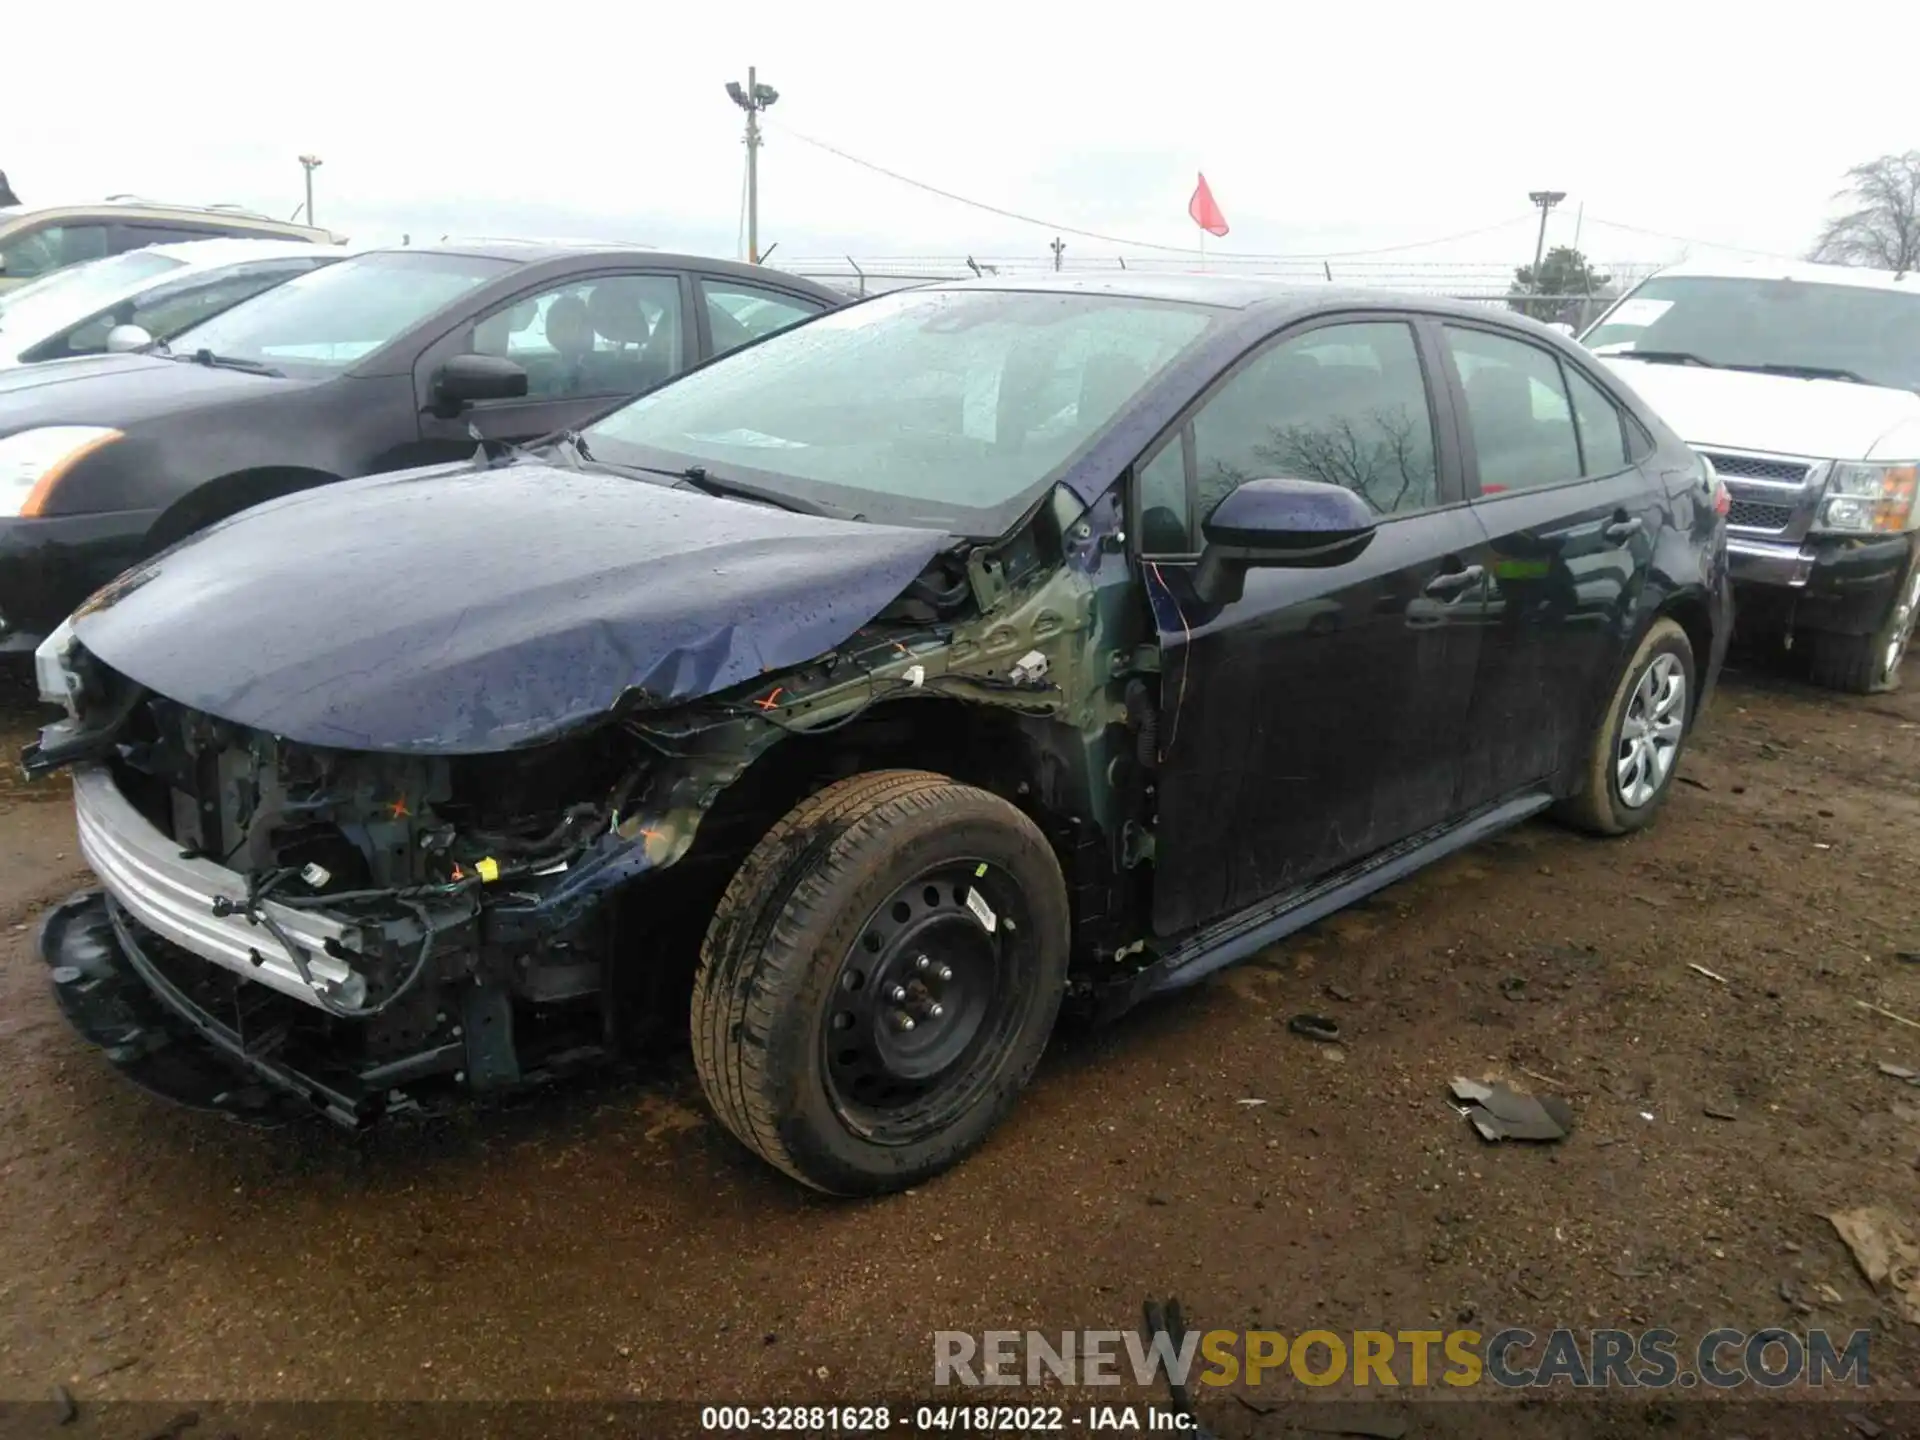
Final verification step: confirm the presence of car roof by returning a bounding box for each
[0,200,339,243]
[916,270,1549,326]
[365,241,847,298]
[1647,256,1920,290]
[142,237,355,268]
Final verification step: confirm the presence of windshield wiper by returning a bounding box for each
[1729,362,1870,385]
[564,452,828,517]
[169,347,282,378]
[1609,349,1716,368]
[674,464,832,516]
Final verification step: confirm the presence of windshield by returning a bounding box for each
[1584,276,1920,391]
[0,249,184,336]
[584,287,1217,533]
[166,250,514,372]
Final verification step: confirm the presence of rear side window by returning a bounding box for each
[1443,326,1581,495]
[1564,365,1630,475]
[0,222,111,281]
[701,281,823,357]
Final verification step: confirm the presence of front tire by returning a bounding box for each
[1557,618,1696,836]
[1807,556,1920,695]
[691,770,1070,1195]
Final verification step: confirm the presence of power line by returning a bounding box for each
[768,119,1535,261]
[1580,215,1804,260]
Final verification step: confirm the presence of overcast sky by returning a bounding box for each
[13,0,1917,279]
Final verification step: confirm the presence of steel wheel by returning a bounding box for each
[1616,652,1686,809]
[823,860,1032,1146]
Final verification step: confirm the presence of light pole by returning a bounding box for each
[299,155,323,227]
[1528,189,1566,284]
[725,68,779,263]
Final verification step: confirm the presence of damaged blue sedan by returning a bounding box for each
[26,276,1732,1194]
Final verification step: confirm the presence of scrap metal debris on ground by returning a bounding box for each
[1141,1297,1217,1440]
[1827,1206,1920,1326]
[1450,1076,1573,1143]
[1287,1014,1342,1044]
[1858,1000,1920,1032]
[1296,1415,1410,1440]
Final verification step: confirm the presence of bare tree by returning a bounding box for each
[1255,408,1430,513]
[1809,151,1920,272]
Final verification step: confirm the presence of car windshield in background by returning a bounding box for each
[1585,277,1920,392]
[583,287,1216,533]
[165,251,515,372]
[0,249,185,333]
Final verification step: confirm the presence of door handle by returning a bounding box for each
[1603,515,1645,542]
[1424,564,1485,597]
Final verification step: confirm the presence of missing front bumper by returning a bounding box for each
[70,762,373,1011]
[38,890,459,1128]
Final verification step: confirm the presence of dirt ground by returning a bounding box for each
[0,651,1917,1436]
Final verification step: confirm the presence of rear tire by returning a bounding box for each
[1556,618,1696,836]
[691,770,1070,1195]
[1807,557,1920,694]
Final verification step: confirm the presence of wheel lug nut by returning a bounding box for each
[895,1013,916,1031]
[916,955,931,971]
[890,985,908,1002]
[937,965,953,982]
[928,1003,945,1019]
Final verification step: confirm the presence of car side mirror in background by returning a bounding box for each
[432,353,528,413]
[1546,322,1576,338]
[104,324,153,354]
[1193,477,1377,606]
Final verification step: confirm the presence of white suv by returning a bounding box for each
[0,199,339,293]
[1582,259,1920,692]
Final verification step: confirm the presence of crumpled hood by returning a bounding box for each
[1601,356,1920,460]
[70,461,951,753]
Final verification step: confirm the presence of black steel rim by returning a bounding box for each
[822,859,1032,1145]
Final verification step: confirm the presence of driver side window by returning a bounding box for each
[464,274,683,401]
[1191,320,1439,531]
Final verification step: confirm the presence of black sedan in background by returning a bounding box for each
[0,243,845,651]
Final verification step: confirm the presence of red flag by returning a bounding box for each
[1189,173,1229,238]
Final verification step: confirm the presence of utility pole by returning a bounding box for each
[298,154,323,226]
[726,68,780,263]
[1050,237,1066,271]
[1528,190,1566,285]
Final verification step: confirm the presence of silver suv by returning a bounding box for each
[0,198,340,292]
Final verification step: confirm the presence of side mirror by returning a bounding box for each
[1193,478,1377,606]
[104,323,153,354]
[1546,321,1576,338]
[432,353,528,412]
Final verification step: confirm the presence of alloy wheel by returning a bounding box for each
[1616,652,1687,809]
[1880,562,1920,688]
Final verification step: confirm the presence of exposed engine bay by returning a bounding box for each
[62,683,660,1120]
[29,488,1157,1128]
